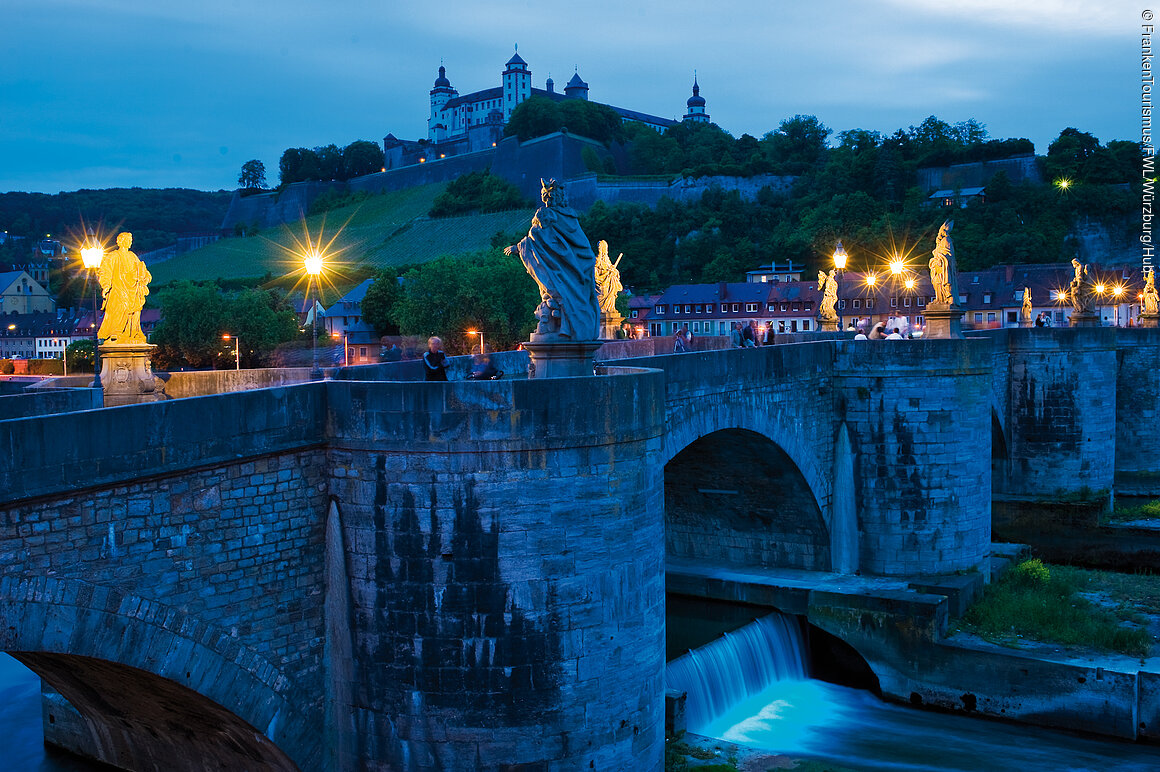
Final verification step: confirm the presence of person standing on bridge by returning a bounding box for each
[423,336,449,381]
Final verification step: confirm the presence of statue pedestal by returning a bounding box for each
[1138,313,1159,329]
[923,305,964,339]
[98,343,166,406]
[524,339,603,379]
[817,317,840,333]
[1069,312,1101,328]
[599,312,624,341]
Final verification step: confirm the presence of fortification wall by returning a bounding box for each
[1114,327,1160,495]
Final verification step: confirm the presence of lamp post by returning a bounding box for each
[80,240,104,389]
[304,249,323,379]
[222,334,240,370]
[332,331,348,367]
[1112,285,1125,326]
[832,241,849,329]
[466,329,485,355]
[1094,282,1107,326]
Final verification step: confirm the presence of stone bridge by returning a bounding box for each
[0,328,1157,771]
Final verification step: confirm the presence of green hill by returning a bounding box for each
[149,184,535,286]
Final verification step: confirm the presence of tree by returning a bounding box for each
[503,97,563,141]
[1045,128,1101,182]
[66,338,94,373]
[342,140,385,179]
[389,250,539,353]
[361,269,404,335]
[762,115,832,173]
[279,148,316,186]
[238,159,268,191]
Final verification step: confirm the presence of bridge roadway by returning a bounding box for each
[0,328,1156,771]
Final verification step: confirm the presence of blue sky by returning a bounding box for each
[0,0,1137,193]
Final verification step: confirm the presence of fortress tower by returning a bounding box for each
[683,76,709,124]
[502,47,532,121]
[428,64,458,141]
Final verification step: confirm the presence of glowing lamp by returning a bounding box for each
[81,246,104,270]
[1113,286,1124,298]
[1095,283,1106,295]
[865,273,877,287]
[1056,179,1071,190]
[904,277,916,290]
[304,251,323,276]
[890,257,904,276]
[832,241,848,271]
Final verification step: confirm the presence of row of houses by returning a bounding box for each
[625,262,1152,337]
[0,309,163,362]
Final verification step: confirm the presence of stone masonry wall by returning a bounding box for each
[1114,328,1160,495]
[834,339,993,575]
[1001,328,1117,501]
[0,449,330,770]
[324,371,667,771]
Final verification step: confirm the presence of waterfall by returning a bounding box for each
[665,612,809,732]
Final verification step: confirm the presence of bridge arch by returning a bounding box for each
[0,577,310,771]
[664,426,833,571]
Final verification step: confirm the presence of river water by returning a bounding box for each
[667,613,1160,772]
[0,654,99,771]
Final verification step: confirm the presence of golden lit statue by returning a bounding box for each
[594,240,623,317]
[817,269,838,322]
[1022,286,1032,322]
[1144,269,1159,315]
[1068,258,1094,315]
[98,232,151,344]
[928,220,959,307]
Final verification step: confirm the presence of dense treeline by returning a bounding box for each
[0,188,232,254]
[578,118,1139,291]
[150,282,301,370]
[504,97,627,146]
[278,140,385,186]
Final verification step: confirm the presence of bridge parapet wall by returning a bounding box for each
[834,339,992,575]
[324,369,667,771]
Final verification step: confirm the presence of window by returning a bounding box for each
[360,347,367,357]
[916,315,924,325]
[917,297,925,307]
[692,322,700,333]
[650,322,661,336]
[731,303,739,312]
[745,303,758,313]
[767,303,776,312]
[684,305,692,313]
[1007,311,1017,323]
[780,304,787,312]
[987,312,997,322]
[904,298,911,308]
[655,305,665,314]
[805,302,814,312]
[853,299,861,309]
[791,303,800,311]
[674,306,681,314]
[694,304,704,313]
[890,297,898,308]
[839,300,846,310]
[958,294,967,304]
[802,320,811,331]
[972,275,979,283]
[722,304,730,313]
[974,312,983,322]
[866,299,874,309]
[983,293,992,304]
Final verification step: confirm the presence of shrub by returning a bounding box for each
[1011,558,1051,586]
[0,359,14,374]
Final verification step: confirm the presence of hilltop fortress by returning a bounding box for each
[382,47,710,169]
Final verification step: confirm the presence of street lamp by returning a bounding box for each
[1112,285,1125,326]
[889,255,905,276]
[466,329,485,355]
[80,239,104,389]
[832,241,849,329]
[331,331,348,367]
[222,333,240,370]
[304,249,324,379]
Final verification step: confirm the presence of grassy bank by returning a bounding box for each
[961,559,1155,657]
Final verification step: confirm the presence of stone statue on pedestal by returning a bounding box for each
[594,240,624,340]
[817,269,838,329]
[927,220,960,308]
[505,179,600,342]
[1022,287,1033,325]
[96,232,166,404]
[1068,258,1095,315]
[923,220,965,338]
[505,180,603,376]
[1144,269,1159,316]
[98,232,151,344]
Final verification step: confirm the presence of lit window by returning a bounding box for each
[694,304,703,313]
[654,305,664,314]
[987,312,997,322]
[974,312,983,322]
[674,306,681,314]
[983,293,992,304]
[745,303,758,313]
[684,305,692,313]
[732,304,739,312]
